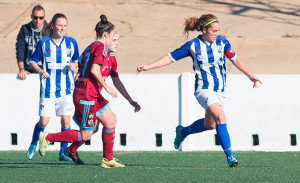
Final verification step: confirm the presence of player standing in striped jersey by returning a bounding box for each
[137,14,262,167]
[38,15,140,168]
[27,13,79,161]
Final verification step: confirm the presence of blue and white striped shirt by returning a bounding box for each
[30,36,79,98]
[169,35,236,93]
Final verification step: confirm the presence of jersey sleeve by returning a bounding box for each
[71,39,80,62]
[168,41,192,62]
[29,40,43,63]
[222,36,237,61]
[110,55,118,77]
[93,45,108,65]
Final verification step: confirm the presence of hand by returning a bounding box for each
[105,86,117,98]
[136,65,150,74]
[18,69,30,80]
[74,73,80,82]
[69,63,77,71]
[249,75,262,88]
[129,100,141,112]
[39,70,50,79]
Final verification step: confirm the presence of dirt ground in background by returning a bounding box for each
[1,0,300,74]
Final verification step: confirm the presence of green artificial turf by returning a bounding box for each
[0,151,299,182]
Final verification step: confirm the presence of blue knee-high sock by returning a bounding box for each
[60,127,70,155]
[181,118,207,138]
[31,122,45,146]
[216,124,233,158]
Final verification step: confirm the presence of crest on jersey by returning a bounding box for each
[66,48,71,55]
[218,45,222,53]
[88,119,94,126]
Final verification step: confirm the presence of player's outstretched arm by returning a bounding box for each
[136,55,172,74]
[111,76,141,112]
[231,58,262,88]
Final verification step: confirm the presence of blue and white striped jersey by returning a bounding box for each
[30,36,79,98]
[169,35,237,93]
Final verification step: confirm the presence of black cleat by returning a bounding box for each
[64,147,85,165]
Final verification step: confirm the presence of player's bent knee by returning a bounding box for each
[206,123,216,130]
[216,114,226,124]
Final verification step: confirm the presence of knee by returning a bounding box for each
[61,117,70,128]
[107,114,117,129]
[38,120,47,128]
[205,122,216,130]
[216,114,226,124]
[81,132,93,141]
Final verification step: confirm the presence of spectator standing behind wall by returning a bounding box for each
[15,4,48,80]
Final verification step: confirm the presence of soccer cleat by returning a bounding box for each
[174,125,185,149]
[227,155,239,167]
[27,144,37,160]
[39,132,50,156]
[100,158,125,168]
[59,153,72,161]
[64,147,84,165]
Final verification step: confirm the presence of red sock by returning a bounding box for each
[46,130,83,143]
[102,128,115,161]
[69,141,85,154]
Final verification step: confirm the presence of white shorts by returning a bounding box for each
[194,90,226,111]
[39,94,74,117]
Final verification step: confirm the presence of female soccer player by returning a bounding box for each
[39,15,140,168]
[137,14,262,167]
[27,13,79,161]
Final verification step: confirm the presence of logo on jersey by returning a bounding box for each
[46,49,51,53]
[196,49,201,54]
[89,114,94,119]
[218,45,223,53]
[102,66,109,72]
[88,119,94,126]
[66,48,71,55]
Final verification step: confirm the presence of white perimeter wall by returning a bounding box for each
[0,73,299,152]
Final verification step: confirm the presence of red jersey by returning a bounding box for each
[75,40,109,99]
[99,52,118,91]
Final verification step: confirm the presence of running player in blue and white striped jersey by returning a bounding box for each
[137,14,262,167]
[26,13,79,162]
[168,35,235,93]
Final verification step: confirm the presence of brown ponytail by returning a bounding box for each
[183,14,218,39]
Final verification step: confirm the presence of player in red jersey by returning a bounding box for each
[38,15,140,168]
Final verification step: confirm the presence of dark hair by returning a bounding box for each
[184,14,218,38]
[95,14,115,38]
[44,13,67,36]
[32,4,45,15]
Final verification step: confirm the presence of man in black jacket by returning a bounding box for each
[16,5,47,80]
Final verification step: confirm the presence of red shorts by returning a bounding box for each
[73,83,109,131]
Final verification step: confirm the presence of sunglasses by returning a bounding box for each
[33,16,44,20]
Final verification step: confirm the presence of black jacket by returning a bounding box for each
[16,21,48,73]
